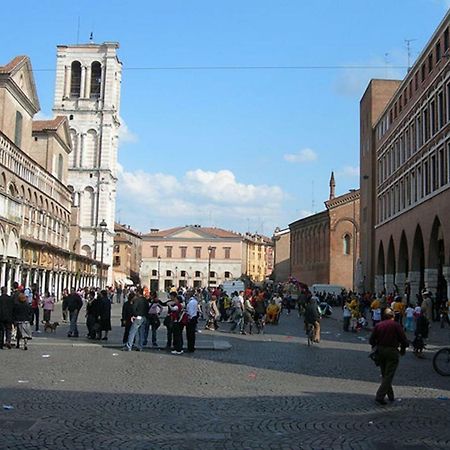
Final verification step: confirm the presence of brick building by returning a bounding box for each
[360,10,450,302]
[113,223,142,286]
[272,227,290,283]
[289,173,360,291]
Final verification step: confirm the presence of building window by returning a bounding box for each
[151,246,158,257]
[224,247,231,259]
[438,91,445,129]
[180,270,186,277]
[180,246,187,258]
[445,28,450,51]
[195,271,201,278]
[210,271,216,279]
[421,64,426,82]
[90,61,102,98]
[210,247,216,259]
[14,111,23,147]
[70,61,82,97]
[343,234,351,255]
[194,247,201,258]
[428,53,433,73]
[166,270,171,277]
[57,154,64,181]
[113,245,120,253]
[436,41,442,62]
[166,246,172,258]
[114,256,121,266]
[224,271,231,279]
[152,269,157,276]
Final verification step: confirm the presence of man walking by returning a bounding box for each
[66,287,83,338]
[124,288,148,351]
[186,292,198,353]
[369,308,409,405]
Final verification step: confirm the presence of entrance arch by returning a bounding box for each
[375,241,385,294]
[397,231,409,295]
[386,237,396,294]
[428,216,446,300]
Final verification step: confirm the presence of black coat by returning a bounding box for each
[99,296,112,331]
[122,300,134,322]
[66,293,82,312]
[0,293,14,323]
[13,301,32,322]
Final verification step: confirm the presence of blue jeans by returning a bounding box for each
[140,318,149,346]
[68,310,79,336]
[126,317,144,350]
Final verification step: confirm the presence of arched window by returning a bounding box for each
[14,111,23,147]
[90,61,102,98]
[81,187,95,226]
[70,61,82,97]
[343,234,351,255]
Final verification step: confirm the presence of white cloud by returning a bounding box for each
[116,167,286,232]
[283,148,318,163]
[118,117,138,143]
[337,165,360,178]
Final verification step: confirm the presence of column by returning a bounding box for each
[32,269,38,285]
[41,270,47,294]
[395,272,406,294]
[25,269,31,288]
[14,263,21,283]
[424,268,439,295]
[0,260,7,287]
[408,271,421,304]
[80,65,87,99]
[85,64,91,98]
[442,267,450,302]
[64,65,71,98]
[79,133,85,167]
[6,263,13,294]
[384,274,395,294]
[48,271,54,295]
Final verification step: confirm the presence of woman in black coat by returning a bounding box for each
[13,293,33,350]
[99,290,112,341]
[86,290,101,340]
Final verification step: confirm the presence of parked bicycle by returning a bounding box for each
[433,347,450,376]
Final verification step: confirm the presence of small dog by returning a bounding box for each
[44,321,59,333]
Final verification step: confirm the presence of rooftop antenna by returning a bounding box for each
[405,38,417,71]
[76,16,80,44]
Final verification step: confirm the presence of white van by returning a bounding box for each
[222,280,245,296]
[311,284,344,296]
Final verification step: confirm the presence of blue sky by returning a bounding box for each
[1,0,449,234]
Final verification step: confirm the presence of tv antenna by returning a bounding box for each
[405,39,417,71]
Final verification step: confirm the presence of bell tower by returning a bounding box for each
[329,171,336,200]
[53,42,122,285]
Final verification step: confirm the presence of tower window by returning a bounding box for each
[90,61,102,98]
[14,111,23,147]
[70,61,81,98]
[343,234,351,255]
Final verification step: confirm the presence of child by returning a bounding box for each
[404,304,415,332]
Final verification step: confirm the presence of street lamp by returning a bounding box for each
[99,219,107,289]
[157,256,161,292]
[207,246,212,289]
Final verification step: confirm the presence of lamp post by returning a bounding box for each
[349,190,357,292]
[207,246,212,289]
[157,256,161,293]
[99,219,107,289]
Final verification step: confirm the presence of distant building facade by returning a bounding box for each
[242,233,274,283]
[360,11,450,301]
[0,55,104,295]
[52,42,122,286]
[289,174,360,291]
[113,222,142,286]
[140,226,244,291]
[272,228,291,283]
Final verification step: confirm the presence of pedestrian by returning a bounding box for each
[304,298,321,343]
[30,284,40,332]
[124,288,148,351]
[98,290,112,341]
[413,307,429,358]
[205,295,220,331]
[121,291,135,345]
[86,290,101,339]
[369,308,409,405]
[0,287,14,349]
[170,294,185,355]
[164,291,178,350]
[13,293,33,350]
[148,291,164,347]
[421,291,433,323]
[61,288,69,322]
[343,302,351,332]
[404,304,415,332]
[230,291,244,333]
[41,291,55,323]
[185,292,198,352]
[66,287,83,338]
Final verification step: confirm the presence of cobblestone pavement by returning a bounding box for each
[1,305,450,450]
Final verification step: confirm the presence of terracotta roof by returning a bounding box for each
[32,116,67,132]
[142,225,241,239]
[114,222,142,238]
[0,56,28,74]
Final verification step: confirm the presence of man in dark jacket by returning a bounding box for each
[304,298,320,343]
[123,289,148,351]
[0,287,14,349]
[66,288,83,338]
[370,308,409,405]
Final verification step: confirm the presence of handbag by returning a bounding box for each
[369,347,380,366]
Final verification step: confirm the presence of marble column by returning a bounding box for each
[408,271,421,304]
[384,274,395,294]
[0,260,7,287]
[442,267,450,301]
[64,65,71,98]
[80,66,86,99]
[395,272,407,295]
[424,268,439,295]
[85,64,91,98]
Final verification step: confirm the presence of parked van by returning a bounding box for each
[311,284,344,296]
[222,280,245,296]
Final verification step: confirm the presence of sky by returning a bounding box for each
[1,0,449,235]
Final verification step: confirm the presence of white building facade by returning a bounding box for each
[52,42,122,285]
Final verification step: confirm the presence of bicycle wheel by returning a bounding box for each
[433,348,450,376]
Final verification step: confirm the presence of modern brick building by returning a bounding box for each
[289,174,360,291]
[360,10,450,302]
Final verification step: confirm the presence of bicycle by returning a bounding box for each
[433,347,450,376]
[306,322,315,346]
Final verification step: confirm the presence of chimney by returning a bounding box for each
[329,171,336,200]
